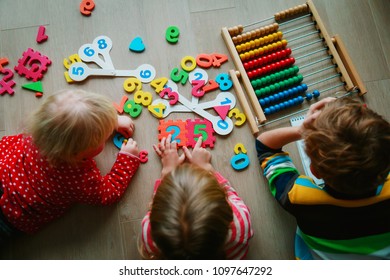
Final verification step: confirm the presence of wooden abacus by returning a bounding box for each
[222,0,366,135]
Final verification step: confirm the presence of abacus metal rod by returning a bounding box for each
[288,30,320,43]
[279,14,312,27]
[295,47,328,60]
[291,38,323,51]
[300,55,332,69]
[303,65,337,78]
[243,16,274,28]
[283,22,316,35]
[307,74,341,87]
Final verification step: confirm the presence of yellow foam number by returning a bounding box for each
[148,103,166,118]
[134,91,152,106]
[150,77,168,93]
[63,54,82,83]
[123,77,142,93]
[234,143,247,154]
[228,108,246,126]
[180,56,196,72]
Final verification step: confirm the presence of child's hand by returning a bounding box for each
[183,136,214,172]
[120,138,139,156]
[303,97,336,129]
[153,134,185,177]
[117,115,135,138]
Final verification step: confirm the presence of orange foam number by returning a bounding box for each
[80,0,95,16]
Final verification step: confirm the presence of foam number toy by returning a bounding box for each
[166,26,180,44]
[0,58,16,96]
[36,26,48,43]
[230,143,250,171]
[80,0,95,16]
[14,48,51,81]
[63,54,82,83]
[68,35,156,82]
[150,89,236,135]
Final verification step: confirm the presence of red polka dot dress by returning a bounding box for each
[0,134,140,234]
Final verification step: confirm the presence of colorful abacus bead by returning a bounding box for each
[313,89,320,98]
[264,96,304,115]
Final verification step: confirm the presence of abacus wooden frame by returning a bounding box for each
[221,0,367,135]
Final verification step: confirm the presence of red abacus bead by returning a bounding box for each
[286,48,292,56]
[247,71,254,79]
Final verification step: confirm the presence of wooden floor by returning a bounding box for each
[0,0,389,259]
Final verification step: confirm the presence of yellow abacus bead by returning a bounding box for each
[239,53,244,60]
[282,39,288,47]
[254,49,260,56]
[263,45,269,53]
[259,37,265,45]
[277,31,283,39]
[258,47,264,55]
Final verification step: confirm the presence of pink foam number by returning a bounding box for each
[36,26,48,43]
[14,48,52,81]
[139,150,148,163]
[213,105,231,120]
[0,68,16,96]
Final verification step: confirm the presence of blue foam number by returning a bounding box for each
[230,153,250,171]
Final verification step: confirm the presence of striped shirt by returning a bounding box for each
[256,139,390,260]
[141,172,254,259]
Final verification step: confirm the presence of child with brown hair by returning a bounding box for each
[0,89,140,242]
[141,135,253,259]
[256,97,390,259]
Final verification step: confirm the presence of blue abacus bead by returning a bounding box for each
[274,104,281,112]
[279,102,285,110]
[297,96,304,104]
[269,106,276,114]
[264,107,271,115]
[273,93,280,102]
[297,85,303,93]
[259,98,266,106]
[313,89,320,98]
[269,95,275,103]
[287,89,293,97]
[264,96,270,105]
[305,92,313,101]
[292,87,298,95]
[288,99,295,107]
[278,91,285,99]
[283,100,290,108]
[301,83,308,91]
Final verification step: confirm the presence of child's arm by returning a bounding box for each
[116,115,135,138]
[153,134,185,177]
[183,136,214,172]
[213,172,253,260]
[257,126,302,149]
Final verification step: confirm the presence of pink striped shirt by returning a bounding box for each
[141,172,253,259]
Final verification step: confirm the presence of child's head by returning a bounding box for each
[27,89,117,165]
[303,97,390,196]
[149,163,233,259]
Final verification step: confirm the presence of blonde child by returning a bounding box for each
[256,97,390,259]
[0,89,140,242]
[141,135,253,259]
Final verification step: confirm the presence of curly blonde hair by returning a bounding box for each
[27,89,117,165]
[303,97,390,196]
[144,163,233,259]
